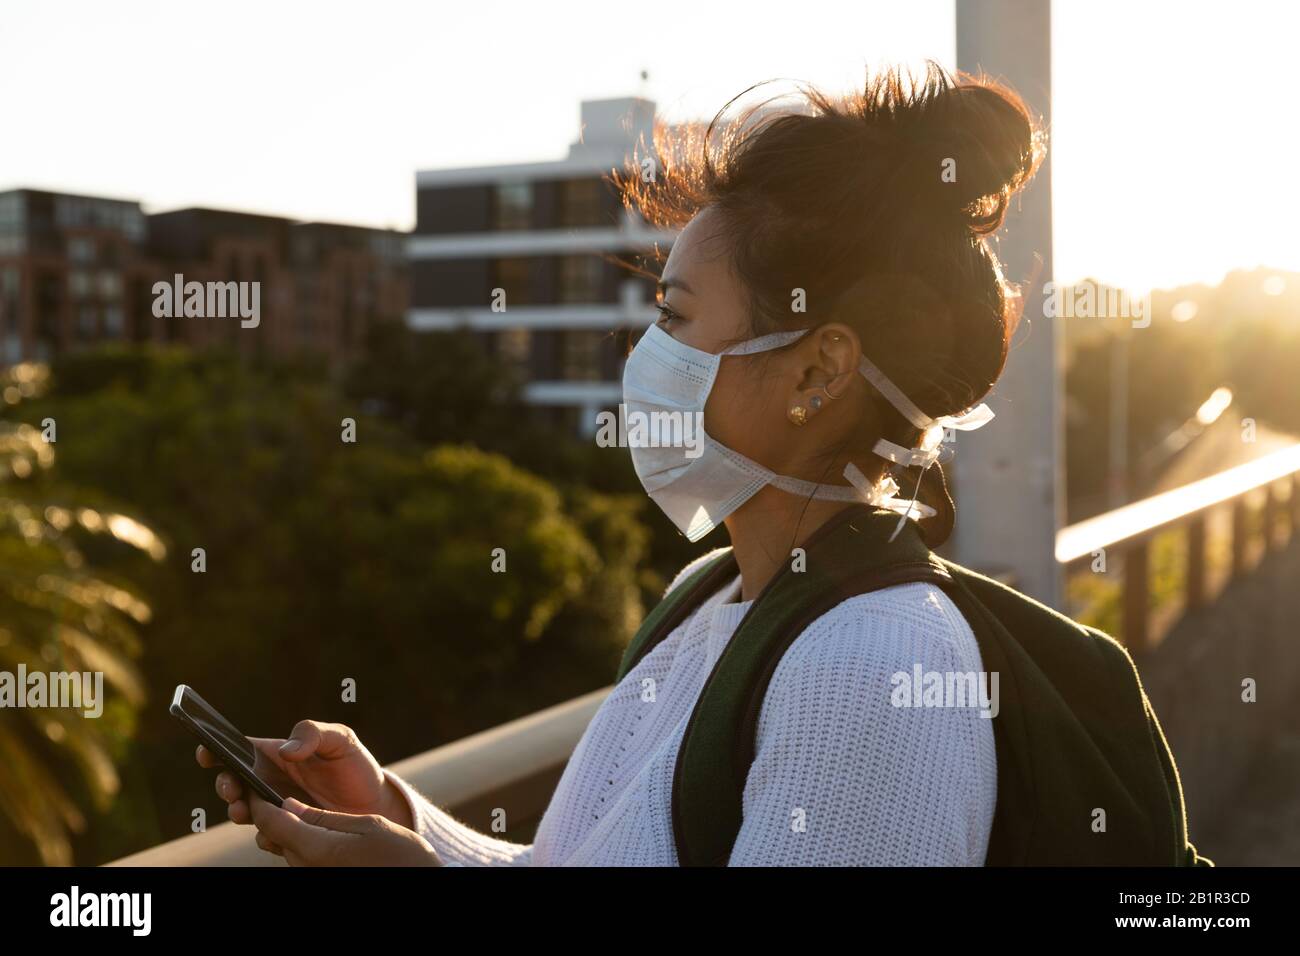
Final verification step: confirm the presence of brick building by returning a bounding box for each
[0,188,407,368]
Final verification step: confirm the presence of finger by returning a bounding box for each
[247,737,291,764]
[282,797,377,835]
[249,794,339,863]
[196,745,220,769]
[255,831,285,856]
[228,798,251,826]
[277,721,358,763]
[214,771,244,804]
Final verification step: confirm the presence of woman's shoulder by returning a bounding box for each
[775,581,983,683]
[662,547,732,596]
[741,580,998,867]
[752,580,995,777]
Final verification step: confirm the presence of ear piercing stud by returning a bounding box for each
[791,391,832,425]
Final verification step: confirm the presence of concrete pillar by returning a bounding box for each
[954,0,1063,607]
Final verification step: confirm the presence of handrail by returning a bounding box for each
[1054,441,1300,651]
[108,687,609,866]
[1056,442,1300,562]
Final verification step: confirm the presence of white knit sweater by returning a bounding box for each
[386,549,997,866]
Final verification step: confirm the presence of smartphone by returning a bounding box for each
[170,684,313,808]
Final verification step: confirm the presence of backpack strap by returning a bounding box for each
[615,549,740,683]
[672,505,944,866]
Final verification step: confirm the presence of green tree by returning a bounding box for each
[8,346,648,862]
[0,363,161,865]
[343,323,706,591]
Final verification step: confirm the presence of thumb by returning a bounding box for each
[283,798,376,834]
[278,720,357,763]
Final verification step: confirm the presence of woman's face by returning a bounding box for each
[653,206,862,481]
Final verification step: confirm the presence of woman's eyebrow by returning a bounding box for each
[657,276,694,296]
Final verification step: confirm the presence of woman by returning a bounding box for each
[200,63,1049,865]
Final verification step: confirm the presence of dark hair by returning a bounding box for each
[617,62,1044,545]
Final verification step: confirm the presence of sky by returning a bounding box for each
[2,0,1297,294]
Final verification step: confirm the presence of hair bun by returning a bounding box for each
[904,73,1043,235]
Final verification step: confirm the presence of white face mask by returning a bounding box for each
[621,322,995,542]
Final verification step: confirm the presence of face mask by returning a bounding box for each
[621,322,995,542]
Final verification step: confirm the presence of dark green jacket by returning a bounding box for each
[618,505,1212,866]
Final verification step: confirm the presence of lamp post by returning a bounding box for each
[954,0,1063,608]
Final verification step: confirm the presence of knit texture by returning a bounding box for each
[388,549,997,866]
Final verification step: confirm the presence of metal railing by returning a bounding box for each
[110,442,1300,865]
[1057,442,1300,652]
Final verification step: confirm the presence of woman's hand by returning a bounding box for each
[249,795,441,867]
[195,719,414,832]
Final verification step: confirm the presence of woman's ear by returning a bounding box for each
[785,324,862,426]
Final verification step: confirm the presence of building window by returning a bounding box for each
[492,258,534,307]
[104,305,124,335]
[122,209,146,244]
[559,179,609,228]
[36,274,62,339]
[68,236,96,263]
[77,305,98,337]
[53,196,144,244]
[496,327,532,373]
[69,270,93,299]
[559,256,604,303]
[0,193,24,231]
[97,270,123,299]
[100,239,122,268]
[493,181,533,231]
[0,269,18,360]
[560,330,606,381]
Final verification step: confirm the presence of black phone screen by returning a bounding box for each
[170,684,308,806]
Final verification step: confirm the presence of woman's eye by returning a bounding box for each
[655,303,680,326]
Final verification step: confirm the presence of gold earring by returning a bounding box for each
[788,404,808,426]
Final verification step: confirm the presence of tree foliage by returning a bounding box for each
[3,346,648,863]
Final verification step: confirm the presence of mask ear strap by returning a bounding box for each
[857,356,933,430]
[717,328,988,545]
[858,356,997,434]
[721,330,809,356]
[887,456,941,543]
[873,439,941,469]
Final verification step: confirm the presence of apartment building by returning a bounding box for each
[0,189,151,363]
[408,97,678,434]
[146,207,407,365]
[0,188,407,367]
